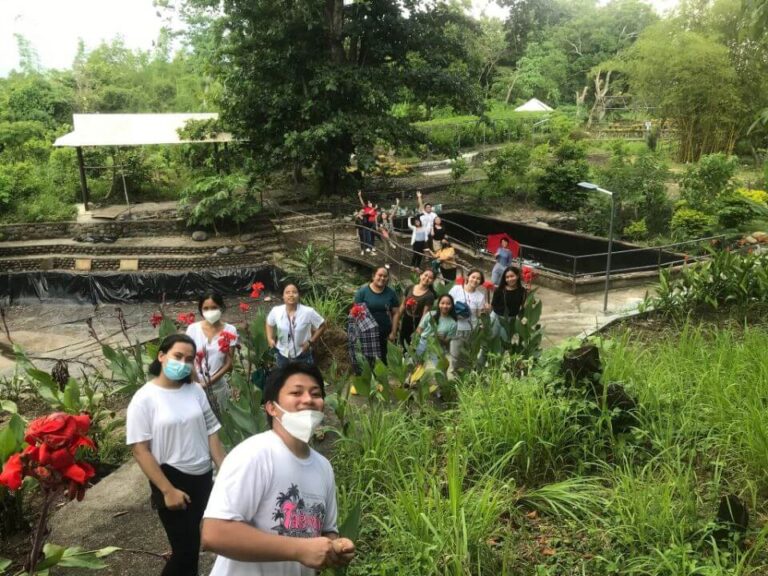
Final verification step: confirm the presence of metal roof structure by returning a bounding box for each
[54,113,232,147]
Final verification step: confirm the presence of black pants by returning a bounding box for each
[441,267,457,281]
[411,240,427,268]
[378,330,390,365]
[399,314,418,347]
[150,464,213,576]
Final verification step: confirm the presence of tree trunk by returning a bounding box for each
[293,162,304,184]
[504,75,519,105]
[325,0,344,65]
[587,70,611,127]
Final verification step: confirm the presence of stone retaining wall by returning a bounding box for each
[0,239,280,257]
[0,220,186,242]
[1,253,271,272]
[0,218,274,242]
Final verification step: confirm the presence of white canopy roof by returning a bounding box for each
[514,98,554,112]
[53,113,233,147]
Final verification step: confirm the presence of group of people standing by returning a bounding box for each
[355,190,454,272]
[123,229,531,574]
[348,261,529,373]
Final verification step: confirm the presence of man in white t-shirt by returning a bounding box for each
[201,363,355,576]
[417,190,438,239]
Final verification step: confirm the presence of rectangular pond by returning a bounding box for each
[436,211,681,277]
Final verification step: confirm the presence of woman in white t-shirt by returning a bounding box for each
[186,292,239,410]
[126,333,226,576]
[266,284,326,369]
[448,269,491,372]
[201,362,355,575]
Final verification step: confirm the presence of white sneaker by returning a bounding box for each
[360,250,365,255]
[365,248,371,253]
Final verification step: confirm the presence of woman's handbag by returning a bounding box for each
[454,300,471,318]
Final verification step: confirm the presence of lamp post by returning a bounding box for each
[578,181,615,313]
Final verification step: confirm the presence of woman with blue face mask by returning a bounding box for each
[126,334,227,576]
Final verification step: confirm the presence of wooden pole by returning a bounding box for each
[76,147,90,211]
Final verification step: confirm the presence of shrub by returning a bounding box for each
[737,187,768,206]
[670,205,715,239]
[644,249,768,315]
[16,188,76,222]
[623,218,648,240]
[679,153,737,212]
[536,139,590,211]
[598,150,672,236]
[180,173,262,234]
[450,157,469,183]
[484,142,531,192]
[716,195,757,229]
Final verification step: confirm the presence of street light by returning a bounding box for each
[578,181,616,313]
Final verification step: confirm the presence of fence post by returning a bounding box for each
[572,256,578,294]
[331,225,336,275]
[657,247,662,271]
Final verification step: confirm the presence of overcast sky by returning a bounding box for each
[0,0,677,77]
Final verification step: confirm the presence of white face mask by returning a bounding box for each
[202,309,222,324]
[274,403,324,443]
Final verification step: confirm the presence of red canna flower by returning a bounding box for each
[177,312,196,326]
[149,312,163,328]
[250,282,266,299]
[1,412,96,497]
[218,331,237,353]
[25,413,91,450]
[195,350,205,366]
[521,266,539,286]
[483,280,495,291]
[455,276,465,286]
[0,453,23,491]
[350,303,367,319]
[239,302,251,313]
[405,297,418,309]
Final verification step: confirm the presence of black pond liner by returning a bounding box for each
[0,265,282,305]
[435,211,680,276]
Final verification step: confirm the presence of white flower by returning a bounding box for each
[521,318,528,325]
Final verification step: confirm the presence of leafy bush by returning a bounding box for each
[737,187,768,206]
[623,218,648,240]
[597,149,672,236]
[644,249,768,315]
[180,174,262,234]
[716,195,758,229]
[536,139,590,211]
[16,189,76,222]
[484,143,531,190]
[670,205,715,239]
[416,116,533,154]
[679,153,737,212]
[450,157,469,183]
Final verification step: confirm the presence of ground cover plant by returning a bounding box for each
[329,324,768,575]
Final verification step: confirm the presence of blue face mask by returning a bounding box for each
[163,359,193,381]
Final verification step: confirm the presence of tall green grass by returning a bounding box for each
[330,324,768,575]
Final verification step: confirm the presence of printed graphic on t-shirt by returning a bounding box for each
[271,483,326,537]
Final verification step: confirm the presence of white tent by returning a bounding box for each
[514,98,554,112]
[54,113,232,147]
[53,113,232,210]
